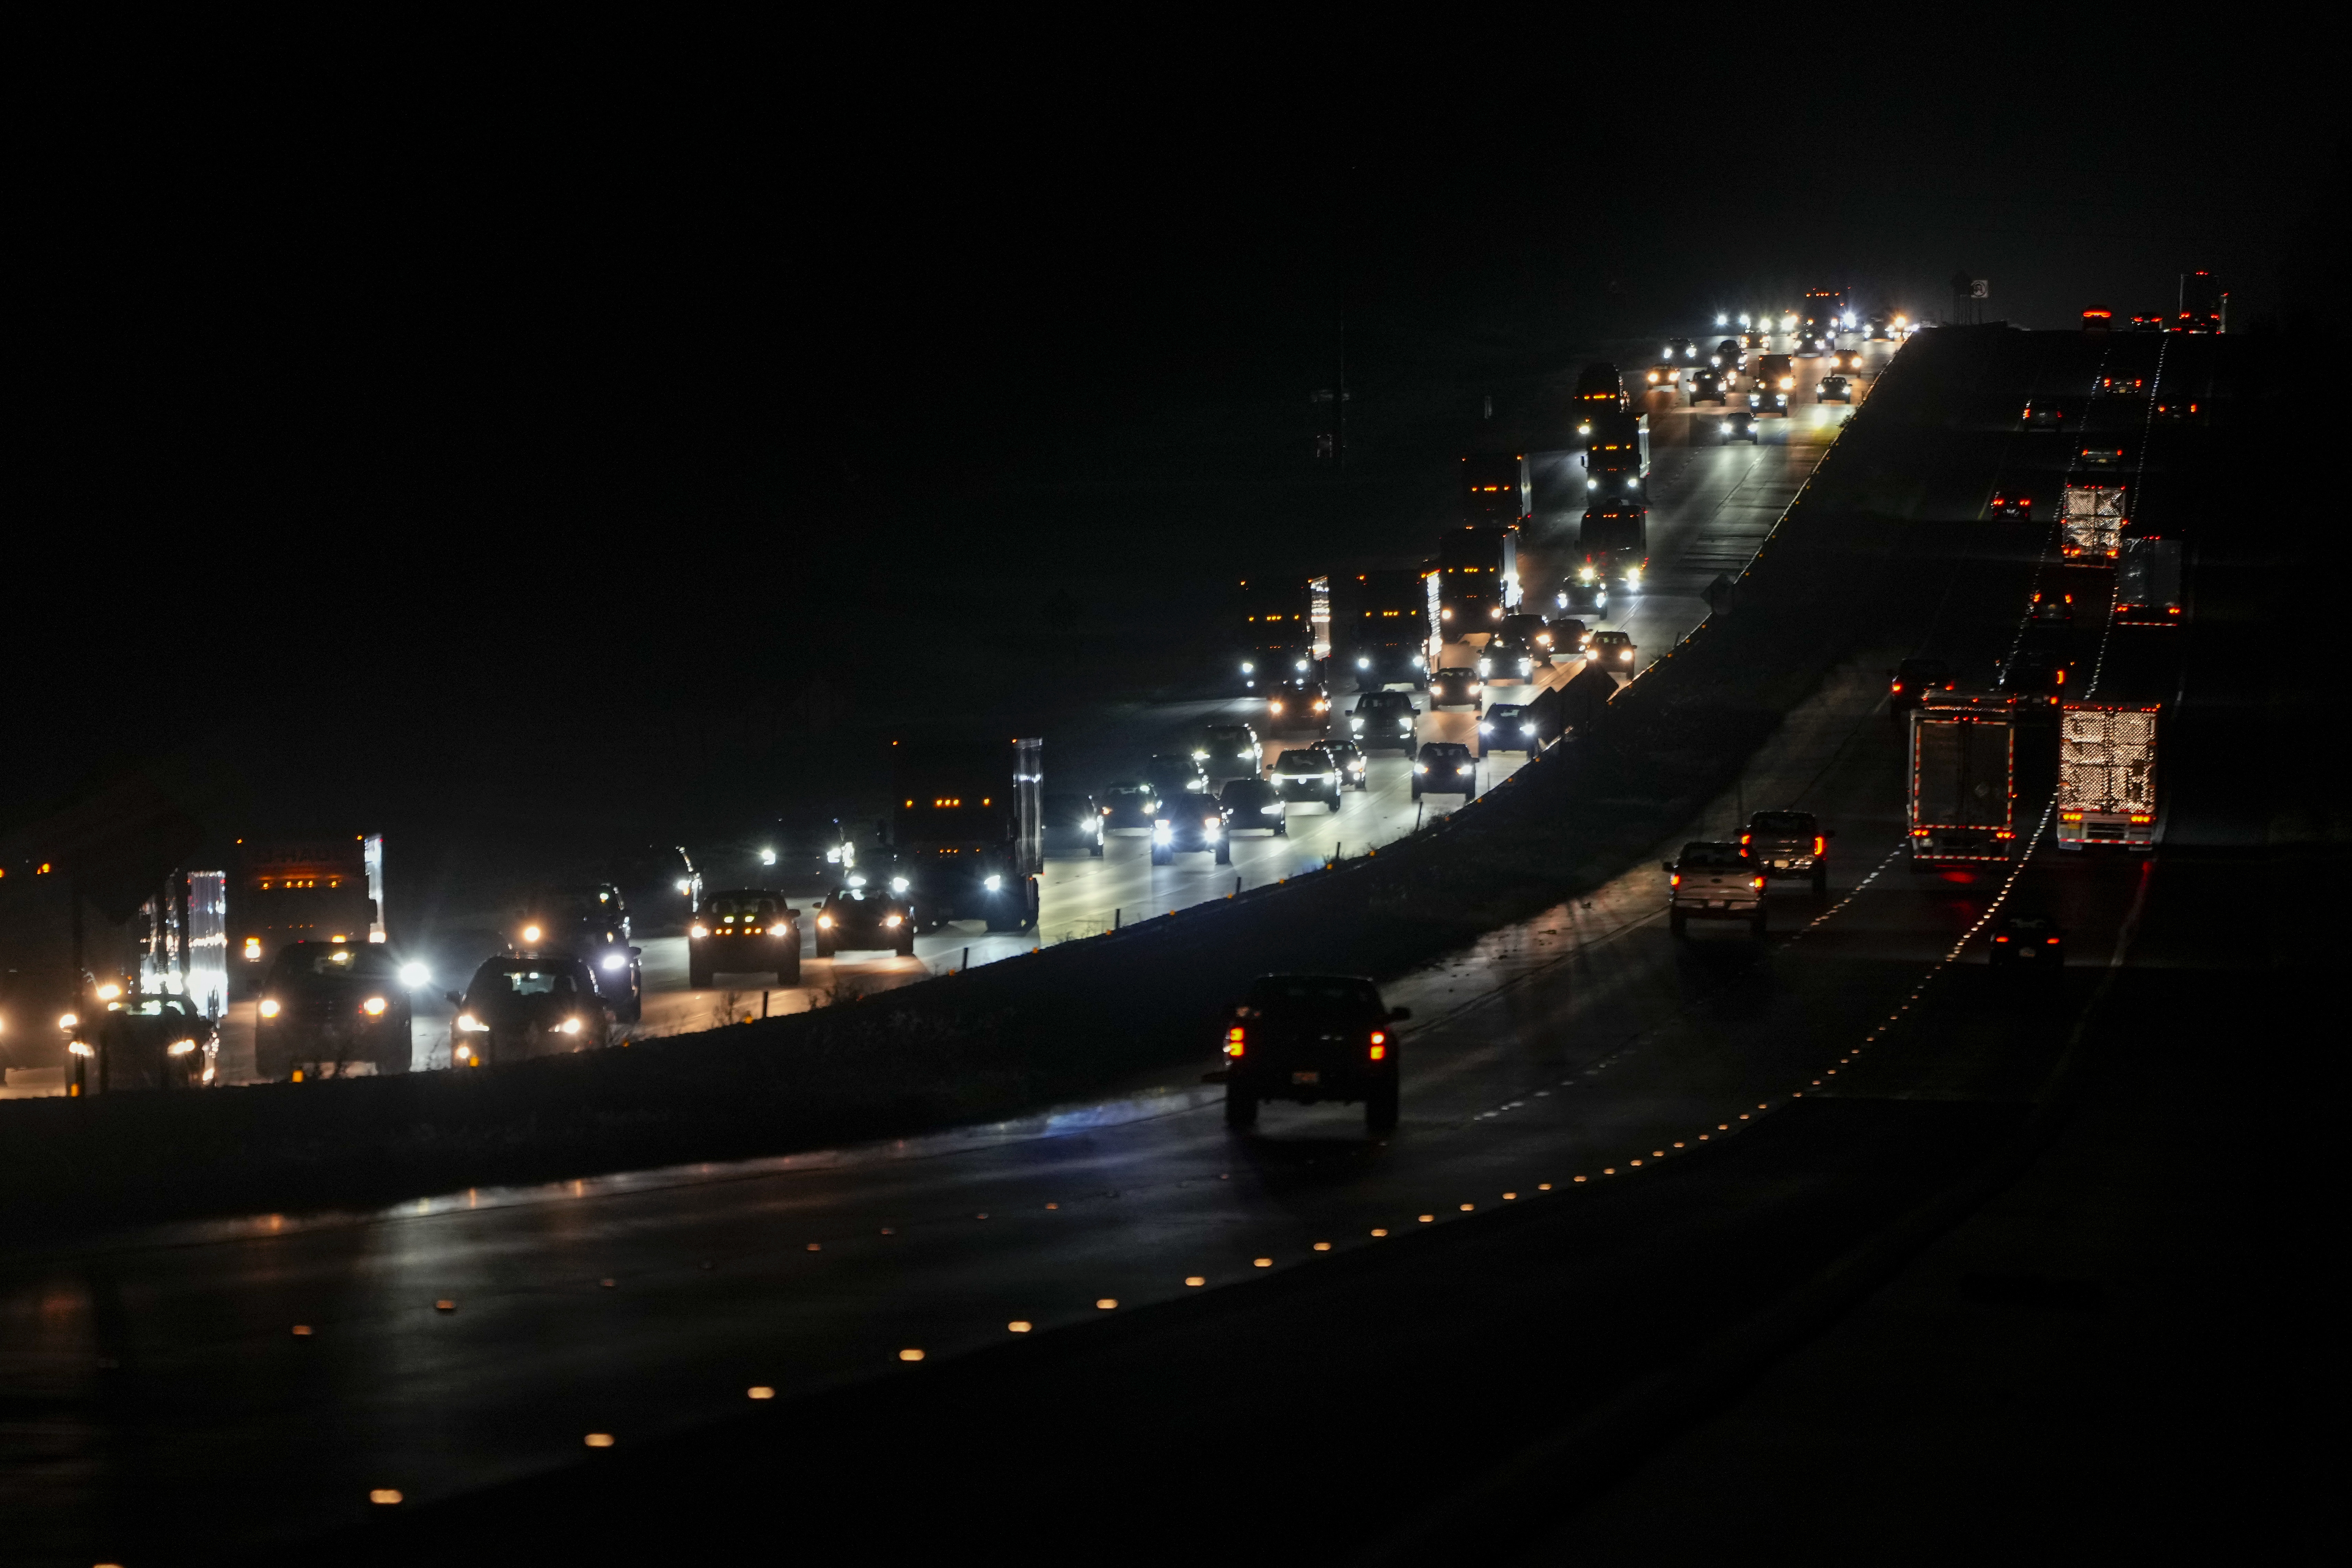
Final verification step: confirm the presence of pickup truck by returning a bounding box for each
[1664,842,1768,938]
[1742,811,1834,897]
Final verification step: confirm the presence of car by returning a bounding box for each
[1889,658,1955,717]
[1642,364,1681,391]
[1724,410,1758,443]
[1746,387,1789,416]
[1347,690,1419,752]
[2153,397,2202,423]
[1498,613,1555,665]
[2023,400,2067,429]
[1548,617,1590,655]
[1666,337,1697,361]
[1101,780,1161,834]
[690,889,803,985]
[1989,914,2066,971]
[1865,320,1893,341]
[1588,629,1637,672]
[2028,590,2074,625]
[1220,776,1289,836]
[1190,724,1265,785]
[1712,338,1745,371]
[2097,375,2145,397]
[1323,736,1370,791]
[1271,744,1345,808]
[1478,703,1540,756]
[1795,332,1823,356]
[514,886,642,1021]
[1264,678,1331,731]
[1689,368,1727,405]
[2000,651,2069,705]
[255,942,412,1080]
[1042,792,1106,858]
[1477,631,1535,683]
[1558,574,1607,613]
[1144,753,1214,808]
[88,989,220,1091]
[1830,347,1865,372]
[813,886,915,958]
[1412,741,1477,801]
[1152,793,1231,866]
[1816,374,1852,404]
[1742,810,1834,896]
[448,955,613,1068]
[1664,842,1767,938]
[1428,667,1483,712]
[1217,972,1410,1134]
[1988,493,2033,520]
[2078,446,2126,468]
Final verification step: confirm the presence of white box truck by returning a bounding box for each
[2057,704,2158,849]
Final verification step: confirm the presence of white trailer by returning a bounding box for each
[2057,703,2158,849]
[2060,483,2126,562]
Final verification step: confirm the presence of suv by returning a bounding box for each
[1588,629,1637,673]
[2023,400,2066,430]
[1153,793,1230,866]
[690,889,802,986]
[1816,374,1852,404]
[813,886,915,958]
[92,991,221,1091]
[1271,744,1344,808]
[1988,493,2032,520]
[1102,780,1160,833]
[1724,410,1758,443]
[1713,338,1745,372]
[1348,691,1419,753]
[1663,842,1767,938]
[1221,776,1288,836]
[1742,810,1833,896]
[257,942,414,1080]
[1499,613,1555,666]
[1217,972,1410,1135]
[1477,632,1535,683]
[1144,753,1213,807]
[1323,736,1369,791]
[1413,742,1477,801]
[1195,724,1264,786]
[1428,667,1483,712]
[515,885,642,1020]
[1265,678,1330,731]
[449,955,613,1068]
[1689,368,1727,405]
[1990,914,2066,972]
[1042,793,1106,858]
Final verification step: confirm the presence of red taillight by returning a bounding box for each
[2055,668,2065,684]
[1669,873,1681,888]
[1739,833,1751,846]
[1994,935,2010,943]
[1369,1032,1387,1062]
[1812,836,1825,856]
[2045,938,2061,945]
[1751,876,1766,891]
[1225,1026,1245,1058]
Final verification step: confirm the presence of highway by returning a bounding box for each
[6,322,2237,1563]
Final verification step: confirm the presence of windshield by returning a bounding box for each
[1679,844,1746,868]
[1106,784,1153,800]
[703,893,779,919]
[1204,729,1253,750]
[273,947,403,982]
[1749,813,1814,834]
[476,965,579,997]
[1243,975,1384,1016]
[1278,749,1330,771]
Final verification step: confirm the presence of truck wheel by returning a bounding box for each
[1151,845,1171,866]
[689,958,712,988]
[1669,908,1687,938]
[1224,1084,1258,1129]
[895,935,915,958]
[1214,841,1232,866]
[620,991,643,1023]
[815,934,835,959]
[778,957,801,987]
[1366,1079,1399,1135]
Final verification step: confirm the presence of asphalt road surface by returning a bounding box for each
[6,325,2232,1564]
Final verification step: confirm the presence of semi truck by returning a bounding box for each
[1584,412,1650,503]
[1345,568,1435,689]
[1460,453,1530,525]
[2177,270,2226,334]
[1572,363,1626,438]
[2115,536,2184,624]
[234,835,386,978]
[1908,692,2019,865]
[891,738,1042,931]
[1801,290,1850,334]
[1235,576,1330,692]
[1575,504,1649,596]
[1437,525,1520,632]
[2056,703,2158,849]
[2060,483,2126,562]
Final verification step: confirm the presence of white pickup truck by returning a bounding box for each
[1664,842,1767,938]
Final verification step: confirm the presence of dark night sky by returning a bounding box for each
[7,37,2338,852]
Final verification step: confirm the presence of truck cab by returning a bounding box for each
[892,738,1043,931]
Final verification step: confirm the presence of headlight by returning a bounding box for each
[1457,765,1472,775]
[817,914,834,929]
[601,951,627,971]
[985,875,1004,892]
[1240,661,1254,673]
[1357,656,1370,668]
[242,937,263,961]
[690,924,709,939]
[559,1017,582,1035]
[1263,804,1283,815]
[1350,719,1365,731]
[362,996,388,1016]
[1153,821,1173,840]
[457,1013,489,1033]
[1522,724,1536,735]
[70,1040,95,1057]
[168,1038,198,1056]
[399,961,431,988]
[1203,818,1222,836]
[1414,763,1428,773]
[258,999,281,1019]
[883,914,903,928]
[1479,723,1492,732]
[767,923,786,937]
[521,924,542,945]
[890,877,910,893]
[455,1044,474,1062]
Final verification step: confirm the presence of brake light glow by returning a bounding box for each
[1751,876,1766,891]
[1812,836,1825,856]
[1369,1031,1387,1062]
[2046,937,2062,945]
[1224,1026,1245,1057]
[1994,935,2010,943]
